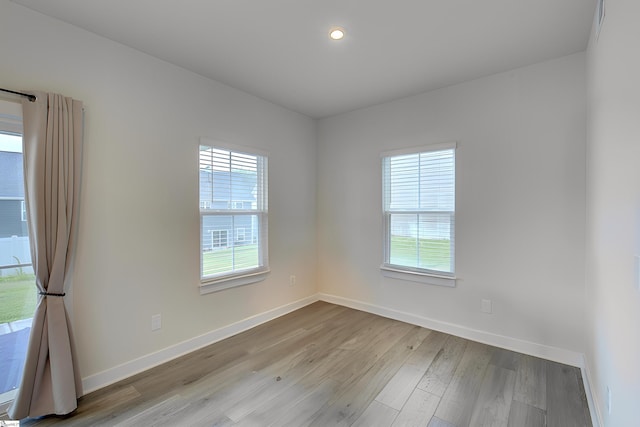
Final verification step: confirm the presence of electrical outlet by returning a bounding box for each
[151,314,162,331]
[289,275,296,286]
[481,299,492,314]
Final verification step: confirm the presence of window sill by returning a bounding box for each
[200,268,270,295]
[380,265,456,287]
[0,388,17,413]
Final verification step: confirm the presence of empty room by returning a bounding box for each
[0,0,638,426]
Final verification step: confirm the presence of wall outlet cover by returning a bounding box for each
[151,314,162,331]
[481,299,492,314]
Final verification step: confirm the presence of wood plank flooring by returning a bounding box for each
[3,302,592,426]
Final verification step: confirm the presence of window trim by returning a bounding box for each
[199,138,269,294]
[380,141,457,287]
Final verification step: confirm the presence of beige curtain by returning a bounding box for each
[8,92,83,419]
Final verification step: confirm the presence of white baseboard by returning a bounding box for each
[81,294,320,394]
[318,293,584,367]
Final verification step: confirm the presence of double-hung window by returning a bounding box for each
[199,142,269,293]
[381,142,456,286]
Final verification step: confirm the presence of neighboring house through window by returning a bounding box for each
[199,141,269,293]
[0,106,29,242]
[381,142,456,287]
[0,149,27,239]
[210,230,228,248]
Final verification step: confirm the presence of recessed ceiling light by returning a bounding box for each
[329,27,345,40]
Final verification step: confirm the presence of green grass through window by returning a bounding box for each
[0,275,37,324]
[390,235,452,272]
[202,244,259,277]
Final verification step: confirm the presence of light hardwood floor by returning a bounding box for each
[5,302,592,426]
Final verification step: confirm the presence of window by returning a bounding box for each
[0,99,34,407]
[199,142,269,293]
[210,230,228,248]
[381,142,456,286]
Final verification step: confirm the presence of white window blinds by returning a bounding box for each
[382,143,456,276]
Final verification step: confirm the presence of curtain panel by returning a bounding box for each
[8,92,83,419]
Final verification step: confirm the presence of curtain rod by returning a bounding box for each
[0,88,36,102]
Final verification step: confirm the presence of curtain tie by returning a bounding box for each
[39,291,66,297]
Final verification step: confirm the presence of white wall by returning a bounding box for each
[0,1,317,381]
[317,53,587,357]
[586,0,640,424]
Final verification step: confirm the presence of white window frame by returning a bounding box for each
[199,139,269,294]
[21,200,27,222]
[381,142,457,287]
[236,227,246,242]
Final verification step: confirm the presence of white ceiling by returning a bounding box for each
[13,0,596,118]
